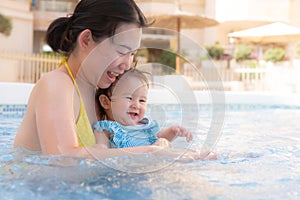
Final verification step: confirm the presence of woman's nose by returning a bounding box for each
[119,54,133,70]
[119,63,130,71]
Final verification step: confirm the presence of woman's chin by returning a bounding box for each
[97,74,116,89]
[97,81,111,89]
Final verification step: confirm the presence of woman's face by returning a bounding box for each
[98,23,142,89]
[78,23,142,89]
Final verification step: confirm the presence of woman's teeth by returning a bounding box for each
[110,71,119,77]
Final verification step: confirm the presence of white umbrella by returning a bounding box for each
[140,1,218,72]
[150,10,219,31]
[228,22,300,43]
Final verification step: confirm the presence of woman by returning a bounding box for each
[14,0,207,161]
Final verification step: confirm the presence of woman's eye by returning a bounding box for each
[130,51,137,56]
[117,51,126,56]
[117,50,136,56]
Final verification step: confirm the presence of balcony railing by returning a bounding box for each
[34,0,77,12]
[0,52,60,83]
[1,52,300,93]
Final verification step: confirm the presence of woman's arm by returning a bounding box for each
[94,130,110,148]
[34,72,82,155]
[68,145,208,162]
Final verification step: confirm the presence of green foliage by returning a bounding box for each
[243,59,259,68]
[157,50,176,70]
[263,47,285,62]
[134,48,149,58]
[234,44,254,62]
[0,13,12,36]
[41,51,62,57]
[205,44,224,60]
[295,41,300,59]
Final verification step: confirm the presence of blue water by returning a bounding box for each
[0,104,300,199]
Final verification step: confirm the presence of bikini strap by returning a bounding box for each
[59,58,96,147]
[61,57,80,92]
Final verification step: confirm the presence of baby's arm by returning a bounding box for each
[156,125,193,142]
[94,130,110,148]
[152,138,172,147]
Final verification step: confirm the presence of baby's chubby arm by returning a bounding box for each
[152,138,172,147]
[156,126,193,142]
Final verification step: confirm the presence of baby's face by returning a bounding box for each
[109,75,148,126]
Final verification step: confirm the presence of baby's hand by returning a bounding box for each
[169,126,193,142]
[153,138,172,148]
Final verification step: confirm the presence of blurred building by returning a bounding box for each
[0,0,78,53]
[0,0,34,53]
[1,0,300,54]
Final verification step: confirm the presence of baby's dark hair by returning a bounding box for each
[46,0,151,56]
[95,68,150,120]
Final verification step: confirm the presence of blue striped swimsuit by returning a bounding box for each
[93,117,159,148]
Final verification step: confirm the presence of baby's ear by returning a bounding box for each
[99,94,111,109]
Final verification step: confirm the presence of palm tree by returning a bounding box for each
[0,13,12,36]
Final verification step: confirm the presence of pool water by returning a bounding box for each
[0,105,300,199]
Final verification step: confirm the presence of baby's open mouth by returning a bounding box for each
[128,112,138,118]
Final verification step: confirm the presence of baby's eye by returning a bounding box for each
[125,97,132,100]
[139,99,146,103]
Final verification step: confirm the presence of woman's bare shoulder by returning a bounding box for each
[41,68,71,84]
[36,69,72,91]
[29,69,74,103]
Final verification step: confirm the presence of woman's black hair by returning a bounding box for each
[46,0,150,56]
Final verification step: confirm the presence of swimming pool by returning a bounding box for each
[0,83,300,199]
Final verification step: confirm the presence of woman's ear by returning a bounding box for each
[78,29,93,50]
[99,94,111,110]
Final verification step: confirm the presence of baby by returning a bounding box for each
[93,68,193,148]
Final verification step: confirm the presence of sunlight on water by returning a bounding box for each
[0,106,300,199]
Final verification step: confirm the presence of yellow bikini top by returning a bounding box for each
[61,58,96,147]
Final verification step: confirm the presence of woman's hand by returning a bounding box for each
[149,146,214,162]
